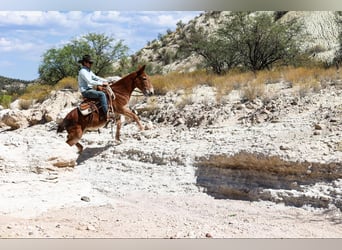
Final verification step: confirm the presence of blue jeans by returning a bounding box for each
[82,89,108,114]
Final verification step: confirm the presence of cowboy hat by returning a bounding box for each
[78,55,94,64]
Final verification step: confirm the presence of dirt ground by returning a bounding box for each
[1,84,342,239]
[1,191,342,238]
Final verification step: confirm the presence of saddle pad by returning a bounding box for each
[78,101,97,116]
[79,102,91,110]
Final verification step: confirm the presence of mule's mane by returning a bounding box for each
[109,70,137,96]
[110,70,136,86]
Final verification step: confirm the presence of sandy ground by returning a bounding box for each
[1,192,342,238]
[1,122,342,238]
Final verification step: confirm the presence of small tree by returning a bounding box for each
[38,33,129,84]
[179,26,239,74]
[218,12,305,72]
[39,45,77,84]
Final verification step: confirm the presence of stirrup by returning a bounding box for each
[107,112,115,121]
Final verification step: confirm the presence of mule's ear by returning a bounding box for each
[137,65,146,75]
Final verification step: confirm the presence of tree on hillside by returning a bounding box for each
[179,26,239,75]
[217,12,305,72]
[179,12,304,75]
[38,33,129,84]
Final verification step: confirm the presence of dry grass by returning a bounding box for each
[210,71,257,102]
[54,77,78,91]
[144,96,160,114]
[176,92,195,109]
[283,67,318,85]
[337,141,342,152]
[150,70,212,95]
[282,66,342,96]
[19,77,78,103]
[254,69,283,85]
[18,99,34,110]
[241,80,266,102]
[16,66,340,105]
[149,66,341,102]
[210,75,234,103]
[20,84,54,103]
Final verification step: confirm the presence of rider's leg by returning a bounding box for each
[98,92,108,114]
[82,89,108,114]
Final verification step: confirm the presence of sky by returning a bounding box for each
[0,11,202,81]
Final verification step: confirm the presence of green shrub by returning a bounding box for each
[20,84,54,103]
[0,94,12,108]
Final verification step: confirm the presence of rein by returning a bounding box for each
[109,78,145,97]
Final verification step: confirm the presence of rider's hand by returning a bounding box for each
[102,82,108,86]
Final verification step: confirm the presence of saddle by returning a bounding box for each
[78,86,115,117]
[78,99,98,116]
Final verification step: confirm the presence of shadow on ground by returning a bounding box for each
[76,144,113,165]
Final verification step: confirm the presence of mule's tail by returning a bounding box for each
[57,108,79,133]
[57,121,65,133]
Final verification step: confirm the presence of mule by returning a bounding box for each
[57,65,154,153]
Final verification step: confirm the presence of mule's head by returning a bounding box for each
[134,65,154,96]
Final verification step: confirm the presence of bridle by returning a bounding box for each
[133,74,150,96]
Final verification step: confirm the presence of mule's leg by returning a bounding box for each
[115,114,122,142]
[121,107,144,131]
[75,143,84,153]
[66,125,84,153]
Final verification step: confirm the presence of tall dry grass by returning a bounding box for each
[150,66,341,102]
[149,70,213,95]
[19,77,78,103]
[20,84,54,103]
[54,77,78,91]
[282,66,342,97]
[16,66,341,106]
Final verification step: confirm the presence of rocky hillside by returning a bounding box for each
[126,11,341,74]
[0,75,33,95]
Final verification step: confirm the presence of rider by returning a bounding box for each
[78,54,109,120]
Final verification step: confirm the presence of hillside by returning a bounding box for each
[0,75,33,95]
[123,11,341,74]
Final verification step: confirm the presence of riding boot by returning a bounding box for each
[100,109,107,121]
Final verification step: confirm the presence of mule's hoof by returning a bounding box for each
[114,139,122,145]
[76,143,84,153]
[144,121,153,130]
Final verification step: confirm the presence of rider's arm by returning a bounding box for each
[78,68,106,91]
[90,71,107,83]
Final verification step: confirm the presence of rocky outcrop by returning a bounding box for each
[195,152,342,209]
[0,90,79,130]
[282,11,340,62]
[0,110,30,129]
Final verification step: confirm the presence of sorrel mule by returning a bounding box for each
[57,65,154,153]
